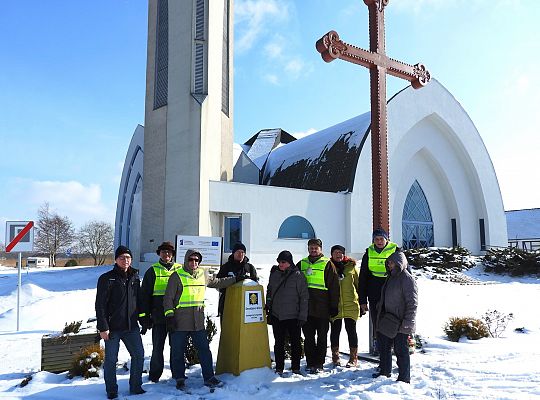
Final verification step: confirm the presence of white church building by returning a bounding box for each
[114,0,507,267]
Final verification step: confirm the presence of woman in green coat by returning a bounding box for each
[329,245,361,367]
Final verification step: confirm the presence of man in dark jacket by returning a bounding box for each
[358,228,399,354]
[95,246,145,399]
[215,242,258,319]
[296,238,340,374]
[139,241,182,382]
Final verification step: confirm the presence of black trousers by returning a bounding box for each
[330,318,358,348]
[149,323,175,381]
[271,318,302,371]
[302,316,329,368]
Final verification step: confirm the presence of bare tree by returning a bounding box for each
[78,221,114,265]
[35,202,75,267]
[0,241,5,252]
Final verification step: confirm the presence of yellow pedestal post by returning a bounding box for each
[215,280,271,375]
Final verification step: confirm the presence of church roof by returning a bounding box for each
[506,208,540,240]
[260,112,371,193]
[244,128,296,169]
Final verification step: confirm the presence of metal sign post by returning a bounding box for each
[17,252,22,331]
[6,221,35,332]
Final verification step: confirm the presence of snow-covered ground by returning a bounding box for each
[0,263,539,399]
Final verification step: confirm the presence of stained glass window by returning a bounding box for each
[402,181,434,249]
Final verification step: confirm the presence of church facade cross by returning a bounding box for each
[316,0,430,235]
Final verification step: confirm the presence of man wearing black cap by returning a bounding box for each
[214,242,258,319]
[358,228,399,355]
[139,241,182,382]
[296,238,340,374]
[95,246,145,399]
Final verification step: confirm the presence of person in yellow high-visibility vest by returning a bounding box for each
[296,238,340,374]
[358,228,400,355]
[139,241,182,383]
[162,249,225,391]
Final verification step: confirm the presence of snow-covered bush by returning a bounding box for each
[62,320,83,334]
[284,335,304,359]
[444,317,489,342]
[482,247,540,276]
[185,316,217,365]
[481,309,514,338]
[404,247,475,272]
[69,343,104,379]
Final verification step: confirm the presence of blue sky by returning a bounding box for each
[1,0,539,244]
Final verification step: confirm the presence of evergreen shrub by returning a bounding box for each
[69,343,104,379]
[64,259,78,267]
[185,316,217,365]
[444,317,489,342]
[62,320,83,334]
[482,247,540,276]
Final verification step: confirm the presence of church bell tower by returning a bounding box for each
[140,0,234,255]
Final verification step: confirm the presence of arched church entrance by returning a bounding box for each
[402,180,434,249]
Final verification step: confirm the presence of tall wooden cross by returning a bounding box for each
[316,0,430,235]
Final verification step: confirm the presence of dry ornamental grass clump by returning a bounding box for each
[444,317,489,342]
[69,343,104,379]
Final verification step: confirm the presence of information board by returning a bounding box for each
[175,235,223,267]
[244,290,264,323]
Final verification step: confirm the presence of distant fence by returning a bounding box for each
[508,239,540,252]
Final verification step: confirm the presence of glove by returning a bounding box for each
[140,326,148,335]
[236,274,248,283]
[360,304,369,316]
[330,307,339,318]
[140,316,153,330]
[166,316,175,333]
[297,319,306,327]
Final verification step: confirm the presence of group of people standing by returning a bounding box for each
[94,229,417,399]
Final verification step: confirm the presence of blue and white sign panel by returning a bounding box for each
[5,221,34,252]
[175,235,223,268]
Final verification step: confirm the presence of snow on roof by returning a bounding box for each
[261,112,371,193]
[505,208,540,239]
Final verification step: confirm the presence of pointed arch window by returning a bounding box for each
[402,180,434,249]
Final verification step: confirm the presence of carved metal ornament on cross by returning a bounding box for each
[316,0,431,235]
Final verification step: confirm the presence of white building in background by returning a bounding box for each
[114,0,507,269]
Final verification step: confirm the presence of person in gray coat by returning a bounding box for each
[373,251,418,383]
[266,250,309,375]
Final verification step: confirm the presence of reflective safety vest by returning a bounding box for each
[300,256,330,291]
[367,242,398,278]
[175,270,206,308]
[152,262,182,296]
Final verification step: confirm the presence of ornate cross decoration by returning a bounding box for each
[316,0,430,235]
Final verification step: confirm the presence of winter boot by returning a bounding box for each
[331,346,341,366]
[345,347,358,368]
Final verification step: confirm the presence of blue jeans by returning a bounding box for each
[149,323,175,380]
[103,328,144,394]
[170,330,214,381]
[377,332,410,382]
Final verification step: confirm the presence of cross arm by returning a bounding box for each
[316,30,430,89]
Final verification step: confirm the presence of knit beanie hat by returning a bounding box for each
[276,250,294,266]
[232,242,247,253]
[372,228,389,241]
[115,245,132,260]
